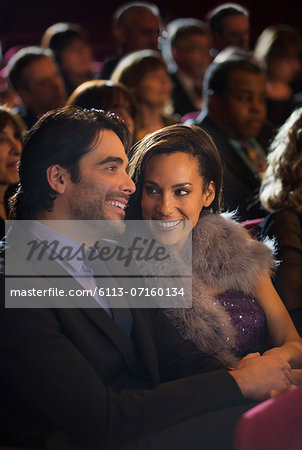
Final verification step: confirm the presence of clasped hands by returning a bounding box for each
[230,349,302,402]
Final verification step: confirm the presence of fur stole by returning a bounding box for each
[164,212,276,367]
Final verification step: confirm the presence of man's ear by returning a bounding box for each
[46,165,69,195]
[204,181,216,207]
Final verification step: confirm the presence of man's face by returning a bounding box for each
[65,129,135,222]
[173,33,212,80]
[211,70,267,141]
[214,14,250,51]
[121,9,160,52]
[21,57,67,116]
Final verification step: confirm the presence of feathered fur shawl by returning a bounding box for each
[163,212,276,367]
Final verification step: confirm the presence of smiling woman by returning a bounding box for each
[0,106,24,237]
[127,123,302,371]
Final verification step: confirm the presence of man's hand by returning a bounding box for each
[229,352,295,401]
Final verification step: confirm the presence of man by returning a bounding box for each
[0,107,295,449]
[186,56,268,220]
[206,3,250,57]
[7,46,67,128]
[167,18,212,117]
[100,1,161,79]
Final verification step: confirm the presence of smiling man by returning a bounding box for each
[0,106,297,449]
[186,56,268,220]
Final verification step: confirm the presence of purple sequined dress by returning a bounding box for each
[216,290,268,358]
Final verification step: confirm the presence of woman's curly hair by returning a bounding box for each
[260,107,302,213]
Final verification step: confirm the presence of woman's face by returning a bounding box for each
[267,55,301,83]
[109,95,135,139]
[141,152,215,246]
[137,67,172,107]
[0,121,22,187]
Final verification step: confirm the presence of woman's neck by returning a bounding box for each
[266,80,292,101]
[135,104,165,132]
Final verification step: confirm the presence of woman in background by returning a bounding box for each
[0,107,23,237]
[254,24,302,127]
[127,123,302,371]
[111,49,178,142]
[260,107,302,335]
[67,79,135,142]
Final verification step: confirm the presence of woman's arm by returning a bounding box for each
[253,272,302,369]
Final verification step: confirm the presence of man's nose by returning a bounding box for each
[120,173,136,194]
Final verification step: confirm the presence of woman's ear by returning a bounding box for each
[46,165,69,195]
[203,181,215,207]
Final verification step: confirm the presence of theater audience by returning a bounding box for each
[260,107,302,336]
[127,123,302,370]
[67,79,135,140]
[165,18,212,117]
[111,49,178,141]
[100,2,161,79]
[185,56,268,220]
[0,107,23,237]
[41,22,96,96]
[254,24,302,127]
[206,3,250,57]
[7,47,67,129]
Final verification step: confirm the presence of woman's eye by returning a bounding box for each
[145,186,159,195]
[175,189,189,196]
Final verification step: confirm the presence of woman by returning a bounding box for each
[111,49,178,142]
[42,22,96,96]
[127,123,302,369]
[67,80,135,142]
[254,25,302,127]
[0,106,23,237]
[260,107,302,335]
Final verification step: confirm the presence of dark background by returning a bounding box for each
[0,0,301,62]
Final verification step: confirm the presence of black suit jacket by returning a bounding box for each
[170,72,197,117]
[0,223,245,449]
[190,114,266,221]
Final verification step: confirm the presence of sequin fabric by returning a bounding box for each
[216,290,268,357]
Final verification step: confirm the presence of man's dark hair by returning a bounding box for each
[113,2,160,28]
[170,19,208,50]
[207,3,249,33]
[203,56,262,106]
[11,106,130,220]
[7,46,53,92]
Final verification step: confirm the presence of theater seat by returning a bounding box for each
[233,386,302,450]
[240,217,264,239]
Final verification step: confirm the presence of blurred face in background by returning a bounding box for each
[0,120,22,187]
[173,33,212,80]
[137,67,172,107]
[60,38,94,76]
[210,70,266,140]
[118,8,161,53]
[109,92,135,139]
[213,14,250,52]
[267,54,301,83]
[20,57,67,115]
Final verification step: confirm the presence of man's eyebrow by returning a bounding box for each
[99,156,124,165]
